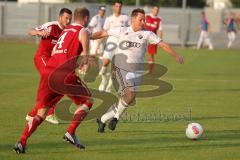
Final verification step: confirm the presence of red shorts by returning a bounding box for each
[34,54,50,75]
[147,44,158,55]
[36,54,92,108]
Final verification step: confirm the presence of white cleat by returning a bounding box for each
[45,115,59,125]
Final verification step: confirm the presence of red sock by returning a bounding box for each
[20,115,44,146]
[28,102,42,117]
[67,103,92,135]
[47,106,55,116]
[28,106,38,117]
[67,110,87,135]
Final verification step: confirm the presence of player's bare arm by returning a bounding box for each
[78,28,91,74]
[91,30,109,40]
[158,41,184,64]
[28,28,50,38]
[81,29,90,56]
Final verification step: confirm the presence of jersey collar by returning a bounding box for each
[57,21,64,29]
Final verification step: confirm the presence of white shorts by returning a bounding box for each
[90,39,104,56]
[112,65,142,95]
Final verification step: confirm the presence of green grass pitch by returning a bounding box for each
[0,41,240,160]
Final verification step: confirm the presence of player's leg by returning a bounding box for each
[197,31,204,49]
[27,55,58,124]
[206,37,213,50]
[99,38,116,92]
[63,74,93,149]
[99,58,110,91]
[14,69,61,154]
[26,54,46,119]
[147,44,157,74]
[228,31,235,48]
[97,66,137,132]
[203,31,213,50]
[108,87,135,131]
[14,102,50,154]
[105,74,113,93]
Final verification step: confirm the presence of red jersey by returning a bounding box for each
[35,21,63,57]
[52,23,84,60]
[145,14,162,33]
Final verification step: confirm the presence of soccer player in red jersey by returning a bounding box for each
[14,7,93,153]
[26,8,72,124]
[144,5,163,73]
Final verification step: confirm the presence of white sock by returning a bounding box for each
[101,104,116,123]
[105,75,113,92]
[99,66,107,75]
[99,74,107,91]
[114,99,128,120]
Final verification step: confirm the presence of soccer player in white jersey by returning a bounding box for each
[92,8,184,132]
[98,0,129,93]
[88,6,106,56]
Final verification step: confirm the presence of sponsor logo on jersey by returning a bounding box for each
[120,41,141,48]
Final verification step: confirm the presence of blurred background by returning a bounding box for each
[0,0,240,48]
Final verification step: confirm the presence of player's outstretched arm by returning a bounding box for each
[158,42,184,64]
[28,28,49,38]
[91,30,109,40]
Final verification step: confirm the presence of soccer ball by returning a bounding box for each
[186,123,203,140]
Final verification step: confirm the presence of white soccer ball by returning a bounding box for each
[186,123,203,140]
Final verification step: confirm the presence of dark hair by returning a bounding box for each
[131,8,145,17]
[112,0,123,5]
[151,4,159,8]
[59,8,72,16]
[74,7,90,21]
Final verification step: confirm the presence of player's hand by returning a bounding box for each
[175,55,184,64]
[78,64,88,75]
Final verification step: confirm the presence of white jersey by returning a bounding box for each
[103,14,129,31]
[88,14,105,55]
[103,14,130,60]
[88,14,105,33]
[107,26,162,71]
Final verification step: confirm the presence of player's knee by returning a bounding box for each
[123,89,136,105]
[37,107,50,119]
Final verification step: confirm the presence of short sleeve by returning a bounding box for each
[107,27,121,37]
[103,17,110,30]
[34,22,52,36]
[147,31,162,45]
[35,24,47,31]
[88,16,98,28]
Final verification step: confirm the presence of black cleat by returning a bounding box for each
[97,118,106,133]
[63,132,85,149]
[13,141,26,154]
[108,118,118,131]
